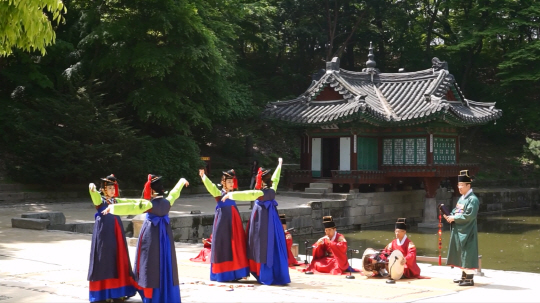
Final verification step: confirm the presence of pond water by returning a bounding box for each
[293,209,540,273]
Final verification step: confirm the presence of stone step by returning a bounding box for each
[301,192,352,200]
[304,188,333,194]
[21,212,66,225]
[49,222,95,234]
[308,183,333,189]
[12,217,50,230]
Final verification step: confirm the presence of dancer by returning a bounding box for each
[88,174,137,302]
[199,169,249,282]
[223,158,291,285]
[102,175,188,303]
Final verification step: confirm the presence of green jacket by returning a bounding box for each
[446,190,479,269]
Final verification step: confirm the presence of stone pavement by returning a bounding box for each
[1,196,539,302]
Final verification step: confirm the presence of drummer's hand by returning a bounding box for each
[199,169,205,178]
[278,157,283,165]
[202,238,208,244]
[400,258,406,265]
[101,206,111,215]
[317,236,329,244]
[221,193,230,201]
[446,216,455,223]
[89,183,97,192]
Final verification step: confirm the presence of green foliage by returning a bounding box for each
[524,137,540,165]
[72,0,253,135]
[4,0,540,185]
[0,0,66,56]
[121,135,205,188]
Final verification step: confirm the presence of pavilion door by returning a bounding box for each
[340,137,351,171]
[322,138,339,178]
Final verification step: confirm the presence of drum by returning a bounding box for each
[388,250,405,280]
[361,248,388,278]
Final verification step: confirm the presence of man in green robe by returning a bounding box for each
[443,170,479,287]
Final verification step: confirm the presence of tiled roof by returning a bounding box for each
[264,57,502,126]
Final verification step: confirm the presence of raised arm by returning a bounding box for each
[104,200,153,216]
[200,169,221,197]
[89,183,102,206]
[271,158,283,191]
[166,178,189,206]
[227,189,264,201]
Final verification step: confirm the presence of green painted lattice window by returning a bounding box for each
[433,137,456,164]
[383,138,427,165]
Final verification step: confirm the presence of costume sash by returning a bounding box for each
[147,213,170,226]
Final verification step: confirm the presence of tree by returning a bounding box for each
[0,0,66,56]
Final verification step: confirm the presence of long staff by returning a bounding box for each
[438,209,443,266]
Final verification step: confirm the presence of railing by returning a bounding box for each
[284,169,313,188]
[381,164,479,177]
[331,170,388,184]
[285,164,480,186]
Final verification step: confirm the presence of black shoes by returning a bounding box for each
[453,271,466,283]
[458,274,474,286]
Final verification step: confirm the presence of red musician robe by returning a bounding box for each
[190,234,212,263]
[382,236,421,278]
[304,232,349,275]
[285,231,301,267]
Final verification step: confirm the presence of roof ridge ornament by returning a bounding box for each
[432,57,448,71]
[326,57,340,73]
[362,42,380,82]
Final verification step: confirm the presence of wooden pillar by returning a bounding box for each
[300,134,306,170]
[307,133,312,171]
[427,133,434,165]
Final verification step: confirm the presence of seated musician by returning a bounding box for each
[303,216,357,275]
[189,234,212,263]
[379,218,421,278]
[280,214,301,267]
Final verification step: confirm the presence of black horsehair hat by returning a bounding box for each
[100,174,117,185]
[222,169,236,179]
[395,218,407,230]
[279,214,286,225]
[458,170,473,183]
[149,174,163,192]
[323,216,336,229]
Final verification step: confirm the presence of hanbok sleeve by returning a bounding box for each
[166,178,187,206]
[405,241,417,264]
[89,186,102,206]
[115,198,146,204]
[108,200,153,216]
[271,163,282,192]
[201,175,221,197]
[228,190,264,201]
